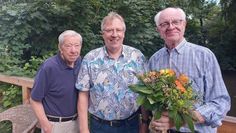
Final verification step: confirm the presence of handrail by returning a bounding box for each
[0,73,34,104]
[224,116,236,123]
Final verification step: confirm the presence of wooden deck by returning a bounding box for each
[0,73,235,132]
[218,116,236,133]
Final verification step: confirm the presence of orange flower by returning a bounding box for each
[178,74,189,85]
[175,80,186,93]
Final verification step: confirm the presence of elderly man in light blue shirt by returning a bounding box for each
[149,7,231,133]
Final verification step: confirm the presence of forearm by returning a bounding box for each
[139,106,150,133]
[30,98,51,132]
[141,106,151,124]
[78,91,89,133]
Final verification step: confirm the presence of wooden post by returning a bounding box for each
[0,74,34,104]
[22,86,31,104]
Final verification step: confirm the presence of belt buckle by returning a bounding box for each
[110,121,113,126]
[59,117,62,122]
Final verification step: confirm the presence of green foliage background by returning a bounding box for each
[0,0,235,77]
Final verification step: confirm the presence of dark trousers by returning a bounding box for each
[90,114,139,133]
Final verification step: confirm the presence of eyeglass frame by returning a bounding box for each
[102,28,125,34]
[158,19,184,29]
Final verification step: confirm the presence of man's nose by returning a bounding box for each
[111,30,118,36]
[70,45,77,52]
[168,22,175,29]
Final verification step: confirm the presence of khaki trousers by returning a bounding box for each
[41,119,79,133]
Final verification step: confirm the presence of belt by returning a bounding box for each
[46,114,78,122]
[90,111,139,127]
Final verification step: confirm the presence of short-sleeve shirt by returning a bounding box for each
[76,45,146,120]
[31,53,82,117]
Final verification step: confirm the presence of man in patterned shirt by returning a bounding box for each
[148,7,231,133]
[76,12,149,133]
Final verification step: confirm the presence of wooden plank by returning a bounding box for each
[0,74,34,88]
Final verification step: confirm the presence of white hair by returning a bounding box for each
[154,7,186,26]
[58,30,82,46]
[101,11,126,32]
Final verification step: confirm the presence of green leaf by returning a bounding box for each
[129,84,153,94]
[154,111,162,119]
[183,114,195,132]
[147,97,155,104]
[142,100,153,110]
[169,110,177,121]
[3,101,11,108]
[175,113,183,131]
[137,95,145,105]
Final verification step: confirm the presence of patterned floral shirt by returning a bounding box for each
[76,45,146,120]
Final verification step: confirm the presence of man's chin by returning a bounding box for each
[166,37,180,42]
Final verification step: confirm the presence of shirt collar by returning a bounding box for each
[164,39,187,54]
[103,45,125,59]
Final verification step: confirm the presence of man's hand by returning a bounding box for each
[149,112,174,133]
[193,110,205,123]
[42,122,53,133]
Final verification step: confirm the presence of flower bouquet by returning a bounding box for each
[129,69,198,132]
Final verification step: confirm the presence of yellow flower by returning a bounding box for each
[160,68,175,76]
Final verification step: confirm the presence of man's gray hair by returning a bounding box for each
[101,11,126,32]
[154,7,186,26]
[58,30,82,46]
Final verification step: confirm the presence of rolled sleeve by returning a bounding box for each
[196,104,222,127]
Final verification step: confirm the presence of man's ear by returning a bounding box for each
[58,44,62,53]
[183,21,187,27]
[156,27,160,33]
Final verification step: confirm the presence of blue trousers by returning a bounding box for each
[90,115,139,133]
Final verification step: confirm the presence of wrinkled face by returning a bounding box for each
[157,8,186,47]
[102,18,125,51]
[59,35,82,66]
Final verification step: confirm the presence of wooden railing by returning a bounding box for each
[0,73,34,104]
[0,73,235,132]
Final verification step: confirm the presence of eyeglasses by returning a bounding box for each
[159,19,184,29]
[103,28,124,34]
[63,43,81,50]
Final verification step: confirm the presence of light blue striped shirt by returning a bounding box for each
[148,39,231,133]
